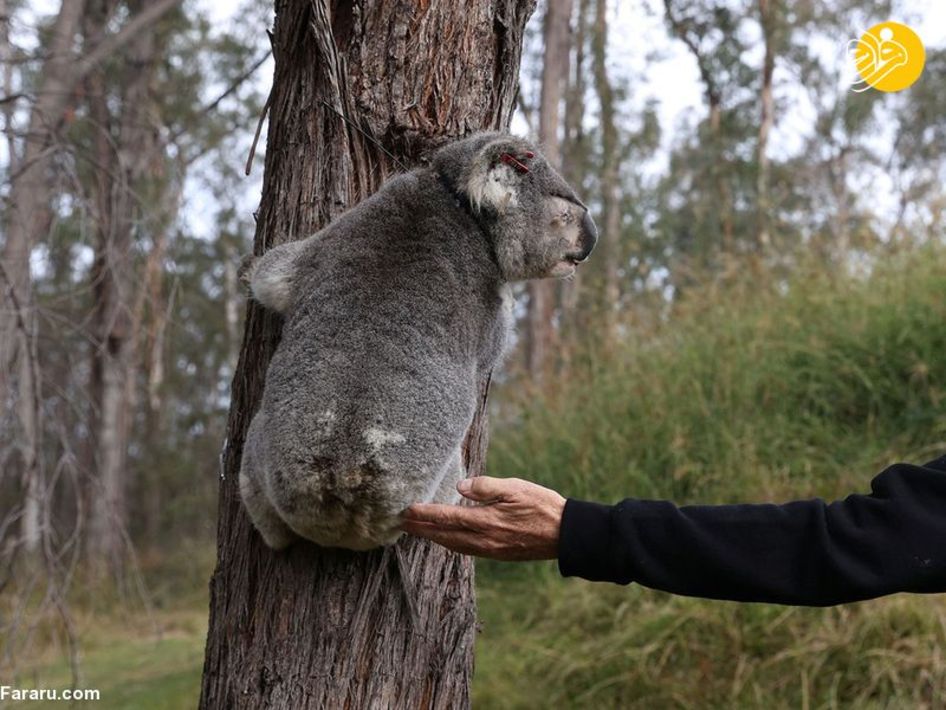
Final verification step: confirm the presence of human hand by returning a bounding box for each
[400,476,566,560]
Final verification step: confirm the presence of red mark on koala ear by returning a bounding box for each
[499,152,531,174]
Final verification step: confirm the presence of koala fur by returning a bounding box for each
[240,132,597,550]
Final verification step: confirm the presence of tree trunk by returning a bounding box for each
[15,319,41,554]
[525,0,573,382]
[199,1,534,708]
[0,0,85,556]
[663,0,733,258]
[0,0,16,173]
[0,0,180,406]
[828,145,851,260]
[756,0,777,253]
[1,0,182,560]
[559,0,588,368]
[85,0,166,568]
[591,0,619,337]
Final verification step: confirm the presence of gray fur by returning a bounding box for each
[240,132,597,550]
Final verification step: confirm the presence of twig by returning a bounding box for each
[244,90,271,176]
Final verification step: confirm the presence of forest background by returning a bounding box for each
[2,0,946,706]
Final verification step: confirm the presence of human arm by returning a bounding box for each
[560,454,946,605]
[402,455,946,606]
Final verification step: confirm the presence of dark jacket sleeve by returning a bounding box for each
[558,455,946,606]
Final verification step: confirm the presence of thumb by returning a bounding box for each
[457,476,514,503]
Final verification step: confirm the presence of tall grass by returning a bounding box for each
[476,246,946,707]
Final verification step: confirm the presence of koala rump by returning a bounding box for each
[239,132,596,550]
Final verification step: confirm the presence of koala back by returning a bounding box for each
[247,171,508,549]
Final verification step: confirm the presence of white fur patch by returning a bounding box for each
[251,263,294,313]
[363,427,406,449]
[363,427,406,470]
[315,410,336,436]
[467,164,519,214]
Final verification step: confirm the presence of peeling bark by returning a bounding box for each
[199,1,535,707]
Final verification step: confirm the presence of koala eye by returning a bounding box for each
[552,206,576,225]
[548,194,582,226]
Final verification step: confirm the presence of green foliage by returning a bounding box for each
[491,246,946,504]
[476,245,946,707]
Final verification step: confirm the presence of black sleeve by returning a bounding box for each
[558,455,946,606]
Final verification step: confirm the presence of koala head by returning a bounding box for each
[432,133,597,281]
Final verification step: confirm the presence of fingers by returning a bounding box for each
[401,502,489,529]
[401,519,511,559]
[456,475,521,503]
[399,519,481,553]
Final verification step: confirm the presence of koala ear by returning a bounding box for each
[465,141,535,214]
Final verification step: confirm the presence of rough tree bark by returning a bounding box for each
[525,0,573,382]
[199,1,534,708]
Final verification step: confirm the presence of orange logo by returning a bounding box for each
[848,21,925,93]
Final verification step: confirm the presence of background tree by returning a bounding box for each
[198,1,534,707]
[525,0,573,381]
[80,0,178,571]
[557,0,589,359]
[588,0,620,336]
[0,0,181,558]
[0,0,268,676]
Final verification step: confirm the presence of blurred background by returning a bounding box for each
[2,0,945,706]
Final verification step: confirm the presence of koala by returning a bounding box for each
[239,132,597,551]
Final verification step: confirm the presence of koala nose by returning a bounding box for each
[577,209,598,262]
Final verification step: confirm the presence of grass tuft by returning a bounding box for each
[477,246,946,707]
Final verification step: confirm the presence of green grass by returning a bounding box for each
[6,611,206,709]
[475,245,946,707]
[474,566,946,708]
